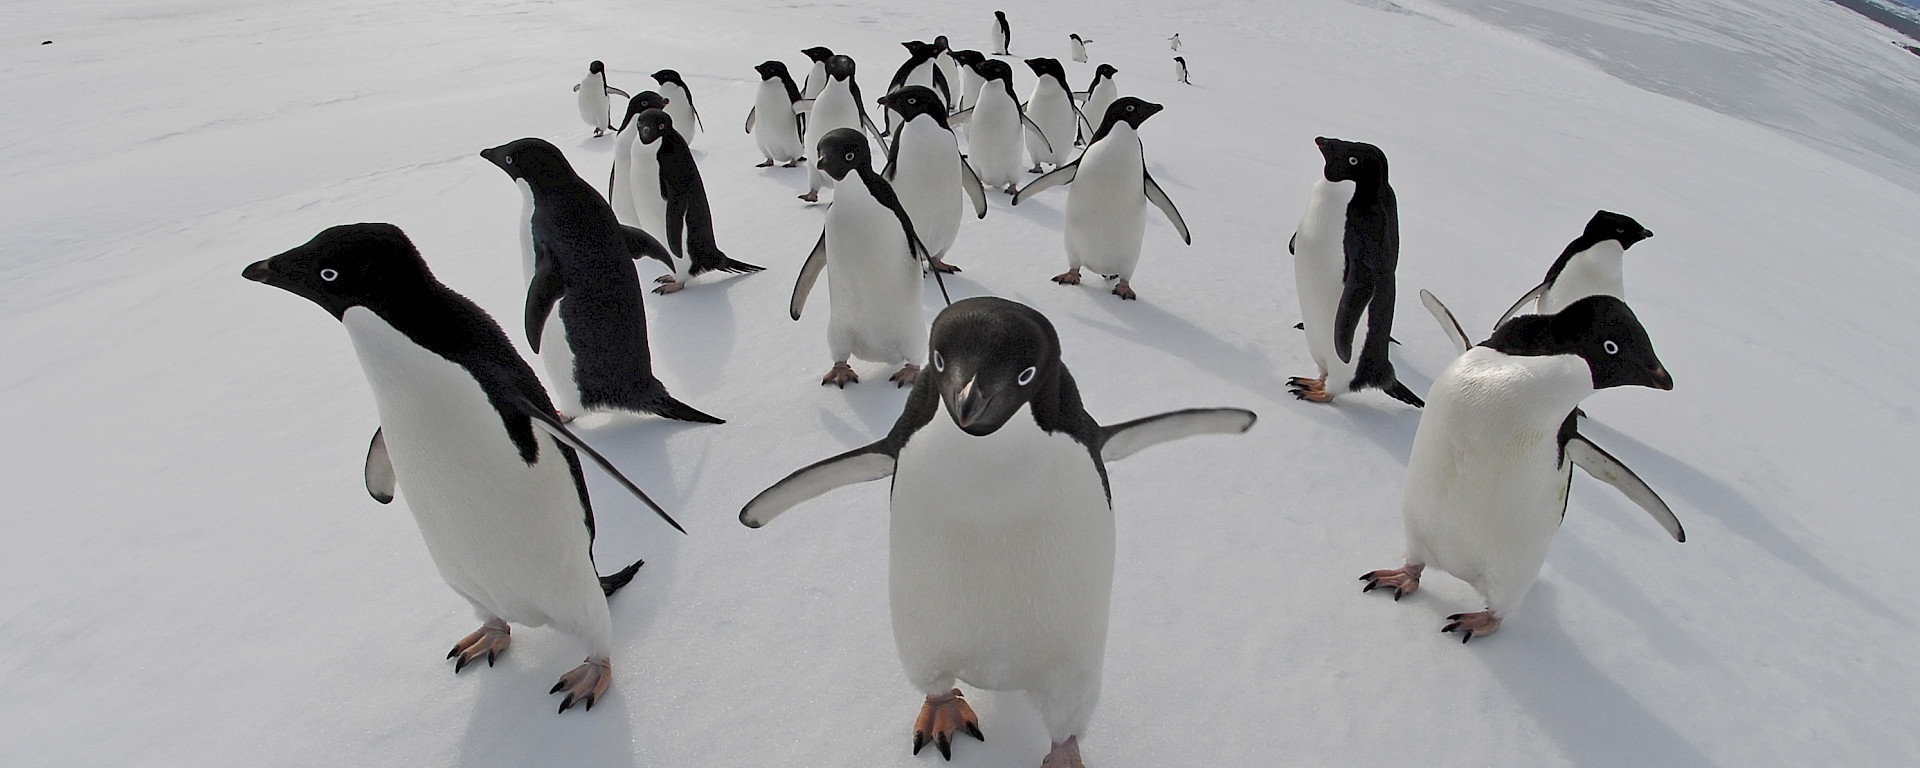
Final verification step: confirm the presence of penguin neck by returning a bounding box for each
[1451,348,1596,429]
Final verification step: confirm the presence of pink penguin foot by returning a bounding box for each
[912,689,983,759]
[1110,280,1136,300]
[549,657,612,713]
[652,278,685,294]
[1052,268,1083,286]
[1442,611,1502,643]
[822,362,858,388]
[447,618,510,673]
[1359,563,1424,601]
[1040,736,1086,768]
[1287,375,1333,403]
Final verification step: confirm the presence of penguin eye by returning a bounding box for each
[844,151,856,161]
[1125,105,1135,112]
[1603,340,1620,355]
[319,268,340,282]
[932,351,945,371]
[1347,156,1360,166]
[1017,366,1037,386]
[908,97,918,104]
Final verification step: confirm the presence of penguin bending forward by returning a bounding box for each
[1495,210,1654,328]
[741,297,1256,768]
[626,109,763,293]
[243,224,686,712]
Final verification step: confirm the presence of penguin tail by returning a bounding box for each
[599,557,645,597]
[1382,381,1425,408]
[714,256,765,274]
[648,393,727,424]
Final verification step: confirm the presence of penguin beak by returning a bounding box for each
[1641,228,1655,239]
[241,259,275,284]
[944,375,997,435]
[1647,364,1673,391]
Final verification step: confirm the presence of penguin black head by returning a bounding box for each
[995,10,1008,21]
[1024,57,1065,81]
[587,61,605,75]
[1314,137,1388,184]
[479,138,578,191]
[826,54,857,81]
[243,224,429,320]
[975,58,1013,81]
[902,40,938,59]
[802,46,835,63]
[618,90,668,130]
[934,35,951,52]
[632,108,676,145]
[879,86,947,123]
[1585,210,1655,249]
[1095,63,1118,79]
[1071,34,1085,43]
[754,60,791,81]
[926,297,1063,437]
[1093,97,1162,139]
[650,69,686,88]
[951,49,985,68]
[815,127,871,181]
[1486,295,1673,391]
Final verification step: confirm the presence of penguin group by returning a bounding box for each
[237,9,1689,768]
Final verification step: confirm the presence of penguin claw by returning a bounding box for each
[756,159,776,167]
[652,279,685,295]
[551,657,612,714]
[1111,281,1136,300]
[927,257,961,274]
[797,191,820,203]
[1052,269,1082,286]
[912,689,982,760]
[1359,565,1423,601]
[822,363,858,388]
[654,275,676,284]
[1287,376,1333,403]
[890,364,921,387]
[447,619,511,673]
[1440,611,1501,642]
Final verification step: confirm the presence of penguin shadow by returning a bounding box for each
[1325,400,1423,467]
[818,384,913,443]
[1474,584,1716,768]
[1548,532,1716,665]
[998,192,1066,229]
[450,658,642,768]
[645,273,748,390]
[1576,419,1907,626]
[1072,298,1292,404]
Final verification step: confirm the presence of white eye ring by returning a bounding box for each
[932,351,945,371]
[844,151,856,161]
[1347,156,1359,166]
[1603,340,1619,355]
[504,156,514,165]
[1017,366,1037,385]
[320,268,339,282]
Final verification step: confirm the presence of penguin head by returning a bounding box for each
[815,127,871,181]
[754,60,790,81]
[1487,295,1673,391]
[1095,63,1118,80]
[650,69,684,88]
[934,35,951,52]
[632,108,676,145]
[951,49,985,68]
[479,137,579,191]
[618,91,668,131]
[1314,137,1388,184]
[1094,97,1162,138]
[243,223,429,320]
[802,46,835,63]
[826,54,857,81]
[587,60,604,75]
[902,40,937,59]
[1071,34,1084,43]
[1586,210,1655,249]
[1024,57,1065,81]
[926,297,1063,437]
[975,58,1013,81]
[879,86,947,123]
[995,10,1007,21]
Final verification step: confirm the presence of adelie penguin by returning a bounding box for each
[1016,97,1190,301]
[879,86,987,276]
[650,69,703,148]
[990,10,1012,56]
[625,109,764,294]
[1287,137,1424,407]
[242,223,686,712]
[480,137,723,423]
[798,54,887,203]
[741,296,1256,768]
[932,36,963,110]
[948,49,987,113]
[791,127,942,388]
[574,61,630,138]
[1495,210,1655,328]
[1074,64,1119,146]
[950,59,1046,195]
[886,40,952,135]
[1022,58,1082,173]
[1361,295,1682,641]
[1174,56,1190,85]
[800,46,835,99]
[746,60,807,168]
[609,91,669,228]
[1068,33,1092,63]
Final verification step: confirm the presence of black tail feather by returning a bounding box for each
[714,257,764,274]
[650,394,726,424]
[599,558,645,596]
[1383,380,1425,408]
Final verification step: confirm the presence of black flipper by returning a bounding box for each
[1143,170,1191,244]
[1566,432,1685,542]
[791,232,827,320]
[503,391,686,534]
[739,443,897,528]
[620,225,675,271]
[1382,381,1425,408]
[598,557,645,596]
[1098,408,1257,462]
[1012,160,1077,205]
[524,246,565,353]
[642,392,726,425]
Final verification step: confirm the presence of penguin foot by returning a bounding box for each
[1052,268,1083,286]
[912,688,983,759]
[928,257,961,274]
[798,191,820,203]
[756,159,777,168]
[1003,184,1019,195]
[891,364,921,387]
[1111,280,1136,300]
[653,274,676,284]
[1029,165,1044,174]
[1442,611,1502,643]
[1287,376,1333,403]
[782,159,800,168]
[1359,563,1424,601]
[550,657,613,713]
[652,279,685,295]
[447,618,511,673]
[822,362,858,388]
[593,128,606,138]
[1040,736,1085,768]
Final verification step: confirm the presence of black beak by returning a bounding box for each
[1647,364,1673,391]
[946,376,993,432]
[241,259,273,283]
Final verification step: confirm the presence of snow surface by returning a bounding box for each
[3,0,1917,765]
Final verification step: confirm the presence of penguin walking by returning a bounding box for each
[1169,33,1182,51]
[243,223,687,712]
[609,91,669,228]
[650,70,703,148]
[990,10,1012,56]
[1016,97,1189,301]
[948,49,987,114]
[887,41,953,136]
[1495,210,1655,328]
[1074,64,1119,146]
[1173,56,1190,84]
[1287,137,1424,407]
[740,296,1256,768]
[952,59,1043,194]
[799,55,887,204]
[625,109,764,294]
[574,61,631,138]
[480,138,722,423]
[801,46,835,99]
[791,128,937,388]
[1068,34,1092,63]
[880,86,988,275]
[1023,58,1081,173]
[1361,295,1681,641]
[747,61,808,168]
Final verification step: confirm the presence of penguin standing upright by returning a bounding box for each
[746,61,807,168]
[1287,136,1424,407]
[933,36,963,109]
[954,59,1042,194]
[609,91,669,228]
[1068,33,1092,63]
[741,296,1256,768]
[1022,58,1080,173]
[1495,210,1655,328]
[790,128,935,388]
[479,137,722,423]
[1361,296,1682,641]
[1174,56,1190,84]
[948,50,987,114]
[801,46,835,99]
[625,109,764,294]
[887,41,953,132]
[243,223,686,712]
[880,86,987,275]
[799,55,887,203]
[1074,64,1119,145]
[990,10,1012,56]
[650,69,703,148]
[1016,98,1190,301]
[574,61,631,138]
[1169,33,1182,51]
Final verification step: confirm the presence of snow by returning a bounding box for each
[3,0,1917,765]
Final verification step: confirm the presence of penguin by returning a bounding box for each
[746,60,807,168]
[1022,58,1082,173]
[948,50,987,113]
[1173,56,1191,85]
[879,86,988,275]
[649,69,703,148]
[479,137,723,423]
[799,55,888,204]
[1015,97,1190,301]
[625,109,764,294]
[1068,33,1092,63]
[1169,33,1182,51]
[991,10,1012,56]
[739,296,1257,768]
[1360,295,1681,641]
[800,46,835,99]
[790,128,938,388]
[242,223,686,712]
[932,36,963,110]
[609,91,670,228]
[1074,64,1119,145]
[1287,137,1424,407]
[886,40,953,135]
[574,61,631,138]
[1495,211,1655,329]
[951,59,1047,195]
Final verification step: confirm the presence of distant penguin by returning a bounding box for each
[1174,56,1190,84]
[1495,211,1655,328]
[790,128,935,387]
[1068,33,1092,63]
[887,40,953,135]
[1075,64,1119,145]
[747,61,808,168]
[991,11,1012,56]
[243,223,686,712]
[948,50,987,113]
[1287,137,1424,407]
[650,70,703,148]
[1016,97,1190,300]
[801,46,835,99]
[479,138,723,423]
[609,91,669,227]
[1169,33,1182,51]
[933,36,963,109]
[954,59,1042,194]
[575,61,631,138]
[740,296,1256,768]
[1361,295,1681,641]
[799,55,887,203]
[880,86,987,275]
[625,109,764,294]
[1022,58,1081,173]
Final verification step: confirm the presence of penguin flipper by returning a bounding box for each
[1143,171,1191,244]
[1566,434,1685,542]
[1419,288,1473,355]
[1331,261,1376,365]
[745,106,756,133]
[1012,160,1076,205]
[606,86,631,100]
[1099,408,1257,462]
[598,558,644,597]
[365,427,395,504]
[740,445,897,528]
[1496,281,1548,330]
[793,98,814,114]
[620,225,675,271]
[791,232,828,320]
[524,247,565,353]
[643,393,726,425]
[1021,113,1053,155]
[947,107,974,124]
[960,158,988,218]
[504,392,686,535]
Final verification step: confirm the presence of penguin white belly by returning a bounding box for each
[1082,82,1117,135]
[805,84,862,191]
[1065,130,1147,278]
[969,92,1026,188]
[609,126,639,226]
[1402,349,1591,616]
[1070,40,1088,62]
[514,180,579,414]
[661,83,698,147]
[577,75,608,128]
[889,406,1113,730]
[1025,87,1076,168]
[1539,242,1626,315]
[626,140,669,239]
[804,63,827,99]
[824,182,926,365]
[959,71,985,114]
[1292,178,1365,393]
[341,308,613,655]
[753,81,804,162]
[892,120,964,258]
[937,56,962,106]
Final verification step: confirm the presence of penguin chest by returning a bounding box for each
[1082,83,1117,134]
[804,63,827,99]
[609,129,639,226]
[824,183,923,360]
[577,74,608,125]
[892,121,964,254]
[663,84,697,144]
[753,82,803,158]
[806,84,859,146]
[889,407,1115,689]
[1025,87,1076,164]
[1066,131,1147,271]
[627,141,669,237]
[968,92,1025,185]
[1540,242,1626,315]
[1292,179,1361,372]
